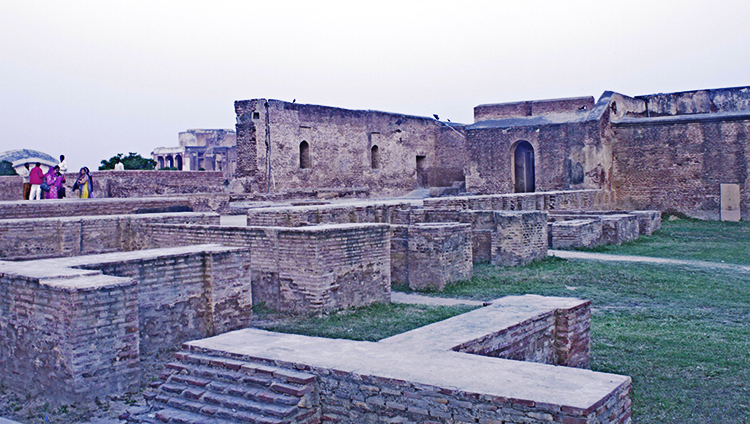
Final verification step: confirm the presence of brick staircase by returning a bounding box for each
[145,350,320,424]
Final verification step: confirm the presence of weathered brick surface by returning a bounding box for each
[0,212,219,260]
[492,211,548,266]
[0,244,253,402]
[0,269,139,404]
[0,195,228,220]
[235,99,466,196]
[548,219,603,249]
[145,223,391,312]
[405,223,473,290]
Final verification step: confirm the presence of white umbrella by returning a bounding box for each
[12,157,57,168]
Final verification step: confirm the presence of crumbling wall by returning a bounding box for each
[234,99,464,196]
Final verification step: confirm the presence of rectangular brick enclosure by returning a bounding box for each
[151,295,631,424]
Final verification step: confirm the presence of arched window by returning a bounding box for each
[299,141,310,169]
[167,156,174,168]
[371,145,380,169]
[176,155,183,171]
[513,141,535,193]
[158,157,164,169]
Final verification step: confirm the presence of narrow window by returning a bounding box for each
[416,155,427,187]
[371,145,380,169]
[253,112,260,120]
[300,141,310,169]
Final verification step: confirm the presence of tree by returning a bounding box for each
[0,160,17,176]
[99,152,156,170]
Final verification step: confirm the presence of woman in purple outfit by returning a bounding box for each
[44,166,64,199]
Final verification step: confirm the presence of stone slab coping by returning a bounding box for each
[186,327,629,411]
[0,211,218,224]
[0,417,23,424]
[246,198,421,213]
[0,244,246,290]
[550,219,599,226]
[0,196,198,206]
[380,295,587,352]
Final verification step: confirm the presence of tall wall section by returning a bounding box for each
[235,99,466,196]
[611,87,750,220]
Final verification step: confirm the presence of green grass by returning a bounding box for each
[253,219,750,424]
[253,302,477,342]
[575,218,750,265]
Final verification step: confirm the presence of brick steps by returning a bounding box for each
[147,351,318,424]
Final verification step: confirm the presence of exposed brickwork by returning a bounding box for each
[0,269,139,403]
[492,211,548,266]
[404,223,473,291]
[144,223,391,312]
[234,99,466,196]
[0,212,219,260]
[0,195,228,220]
[548,219,604,249]
[0,245,253,402]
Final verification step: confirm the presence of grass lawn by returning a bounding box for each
[254,219,750,424]
[574,217,750,265]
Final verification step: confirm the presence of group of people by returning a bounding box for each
[20,155,94,200]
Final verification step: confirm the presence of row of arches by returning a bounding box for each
[156,155,183,170]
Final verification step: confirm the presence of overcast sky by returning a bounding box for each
[1,1,749,171]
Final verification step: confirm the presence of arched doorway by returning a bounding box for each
[166,156,174,168]
[513,141,535,193]
[176,155,183,171]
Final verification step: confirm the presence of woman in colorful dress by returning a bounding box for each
[43,166,60,199]
[72,167,93,198]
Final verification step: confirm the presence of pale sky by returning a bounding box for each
[1,1,749,172]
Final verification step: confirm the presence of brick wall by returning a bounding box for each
[0,195,228,220]
[144,223,391,312]
[548,219,604,249]
[492,211,548,266]
[0,245,253,402]
[404,223,473,290]
[234,99,465,196]
[0,265,139,403]
[0,212,219,260]
[0,176,21,201]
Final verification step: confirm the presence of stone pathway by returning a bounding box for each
[549,249,750,273]
[390,291,487,306]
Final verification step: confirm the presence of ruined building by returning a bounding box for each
[152,129,237,179]
[234,85,749,220]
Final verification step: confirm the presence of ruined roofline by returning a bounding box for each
[181,129,236,133]
[474,95,595,110]
[235,98,469,126]
[633,84,750,99]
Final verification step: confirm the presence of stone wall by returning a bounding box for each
[234,99,466,196]
[0,245,253,402]
[422,189,605,213]
[0,176,21,201]
[492,211,548,266]
[548,219,603,249]
[151,295,630,424]
[144,223,391,312]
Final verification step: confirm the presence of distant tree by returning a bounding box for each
[0,160,17,176]
[99,152,156,170]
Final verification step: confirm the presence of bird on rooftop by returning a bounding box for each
[293,99,296,103]
[433,114,439,120]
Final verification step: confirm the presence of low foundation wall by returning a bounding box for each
[423,189,606,212]
[0,212,219,260]
[402,223,473,290]
[0,244,253,403]
[144,223,391,312]
[150,295,631,424]
[548,219,604,249]
[0,195,229,220]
